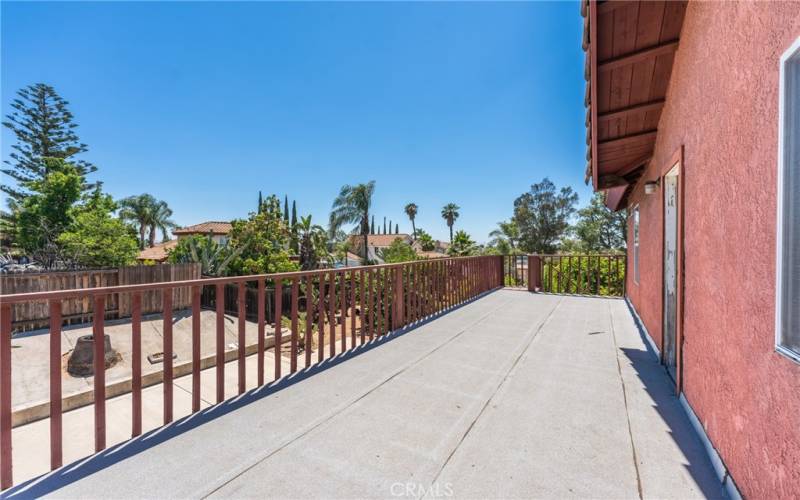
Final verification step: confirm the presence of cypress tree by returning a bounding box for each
[371,216,375,234]
[290,200,298,253]
[383,217,386,234]
[2,83,96,201]
[258,191,263,213]
[283,195,290,222]
[395,223,399,234]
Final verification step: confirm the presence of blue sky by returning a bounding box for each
[1,1,590,243]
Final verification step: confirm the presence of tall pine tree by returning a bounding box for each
[2,83,96,201]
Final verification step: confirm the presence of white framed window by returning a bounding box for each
[633,205,640,285]
[776,36,800,363]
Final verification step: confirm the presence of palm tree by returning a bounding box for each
[441,203,460,244]
[448,230,476,256]
[330,181,376,264]
[404,203,418,240]
[147,200,176,248]
[119,194,176,249]
[489,220,519,255]
[119,194,156,249]
[297,215,329,270]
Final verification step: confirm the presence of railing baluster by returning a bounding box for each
[328,271,336,357]
[291,277,299,373]
[305,276,313,367]
[237,282,246,394]
[359,270,366,344]
[1,303,11,489]
[274,278,283,380]
[93,295,106,451]
[317,273,325,362]
[438,261,444,312]
[595,256,600,295]
[379,268,385,334]
[163,288,174,424]
[340,271,346,352]
[216,284,225,403]
[191,286,201,412]
[258,278,265,386]
[49,300,62,470]
[131,292,142,436]
[350,270,356,348]
[384,268,391,334]
[368,270,375,340]
[410,264,416,322]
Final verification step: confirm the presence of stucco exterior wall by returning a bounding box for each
[624,2,800,497]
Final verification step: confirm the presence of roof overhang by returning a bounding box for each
[582,0,687,210]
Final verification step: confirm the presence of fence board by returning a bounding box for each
[0,264,200,332]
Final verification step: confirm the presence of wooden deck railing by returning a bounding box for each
[0,255,502,490]
[527,254,626,297]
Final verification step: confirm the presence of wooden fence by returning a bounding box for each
[0,264,200,332]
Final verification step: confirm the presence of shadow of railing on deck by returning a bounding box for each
[2,289,499,498]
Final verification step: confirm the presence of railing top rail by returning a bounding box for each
[0,255,494,304]
[531,253,626,257]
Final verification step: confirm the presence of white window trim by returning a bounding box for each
[775,35,800,364]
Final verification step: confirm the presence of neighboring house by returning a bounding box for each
[339,252,363,268]
[172,221,233,245]
[416,251,447,260]
[348,234,412,263]
[137,221,232,262]
[136,240,177,263]
[412,239,449,255]
[582,1,799,497]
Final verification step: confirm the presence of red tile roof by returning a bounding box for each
[173,221,232,235]
[348,234,412,247]
[137,240,178,262]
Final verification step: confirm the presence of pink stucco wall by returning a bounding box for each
[624,2,800,497]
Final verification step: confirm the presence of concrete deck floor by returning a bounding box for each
[5,290,725,499]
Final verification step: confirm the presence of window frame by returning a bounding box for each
[775,35,800,364]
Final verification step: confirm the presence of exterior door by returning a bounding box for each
[663,165,680,380]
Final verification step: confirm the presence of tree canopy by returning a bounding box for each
[2,83,96,201]
[227,195,298,275]
[513,178,578,254]
[379,238,418,263]
[571,192,627,251]
[441,203,460,243]
[330,181,375,265]
[58,190,139,268]
[448,230,477,256]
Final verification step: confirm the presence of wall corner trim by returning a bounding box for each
[625,296,743,500]
[679,394,743,500]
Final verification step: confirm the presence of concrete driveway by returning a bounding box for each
[5,290,725,499]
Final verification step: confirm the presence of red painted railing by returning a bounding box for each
[527,254,626,296]
[0,255,502,490]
